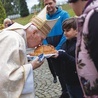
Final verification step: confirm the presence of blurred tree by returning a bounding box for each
[12,0,19,14]
[19,0,29,17]
[0,0,6,24]
[1,0,19,15]
[38,0,44,9]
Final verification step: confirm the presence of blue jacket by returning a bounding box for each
[43,7,70,50]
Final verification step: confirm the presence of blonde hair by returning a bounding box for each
[3,18,12,24]
[3,18,13,28]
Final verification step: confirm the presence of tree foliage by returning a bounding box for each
[0,0,6,24]
[19,0,29,17]
[38,0,44,8]
[1,0,19,15]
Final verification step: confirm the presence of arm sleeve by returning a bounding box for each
[58,51,75,66]
[22,64,34,94]
[88,11,98,70]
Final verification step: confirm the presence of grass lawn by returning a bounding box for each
[14,14,34,25]
[62,4,75,17]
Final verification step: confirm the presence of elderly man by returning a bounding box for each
[0,6,58,98]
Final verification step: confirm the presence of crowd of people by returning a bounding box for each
[0,0,98,98]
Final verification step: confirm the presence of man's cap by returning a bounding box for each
[30,6,60,36]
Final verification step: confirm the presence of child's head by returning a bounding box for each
[62,17,77,39]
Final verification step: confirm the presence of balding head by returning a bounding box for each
[26,24,46,48]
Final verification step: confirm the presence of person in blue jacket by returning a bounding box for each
[43,0,70,94]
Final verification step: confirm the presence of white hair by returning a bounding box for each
[3,18,12,24]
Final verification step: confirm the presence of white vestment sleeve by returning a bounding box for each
[22,64,34,94]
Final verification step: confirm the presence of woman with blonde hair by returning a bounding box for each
[3,18,14,28]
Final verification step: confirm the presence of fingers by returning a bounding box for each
[30,57,44,70]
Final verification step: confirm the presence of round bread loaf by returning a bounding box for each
[29,45,56,56]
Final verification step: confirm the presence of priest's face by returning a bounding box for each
[26,25,46,48]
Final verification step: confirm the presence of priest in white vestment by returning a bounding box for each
[0,6,59,98]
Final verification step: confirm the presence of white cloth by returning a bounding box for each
[0,23,35,98]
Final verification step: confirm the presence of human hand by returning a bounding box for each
[52,49,65,58]
[58,49,66,52]
[51,50,59,58]
[30,57,44,70]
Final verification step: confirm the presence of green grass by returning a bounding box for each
[62,4,75,17]
[14,4,75,25]
[14,14,34,25]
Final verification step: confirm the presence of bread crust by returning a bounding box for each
[29,45,57,56]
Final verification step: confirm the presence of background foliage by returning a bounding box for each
[0,1,75,28]
[62,4,75,17]
[1,0,19,15]
[0,0,6,24]
[1,0,29,17]
[19,0,29,17]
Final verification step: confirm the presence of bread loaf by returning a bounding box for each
[29,45,57,56]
